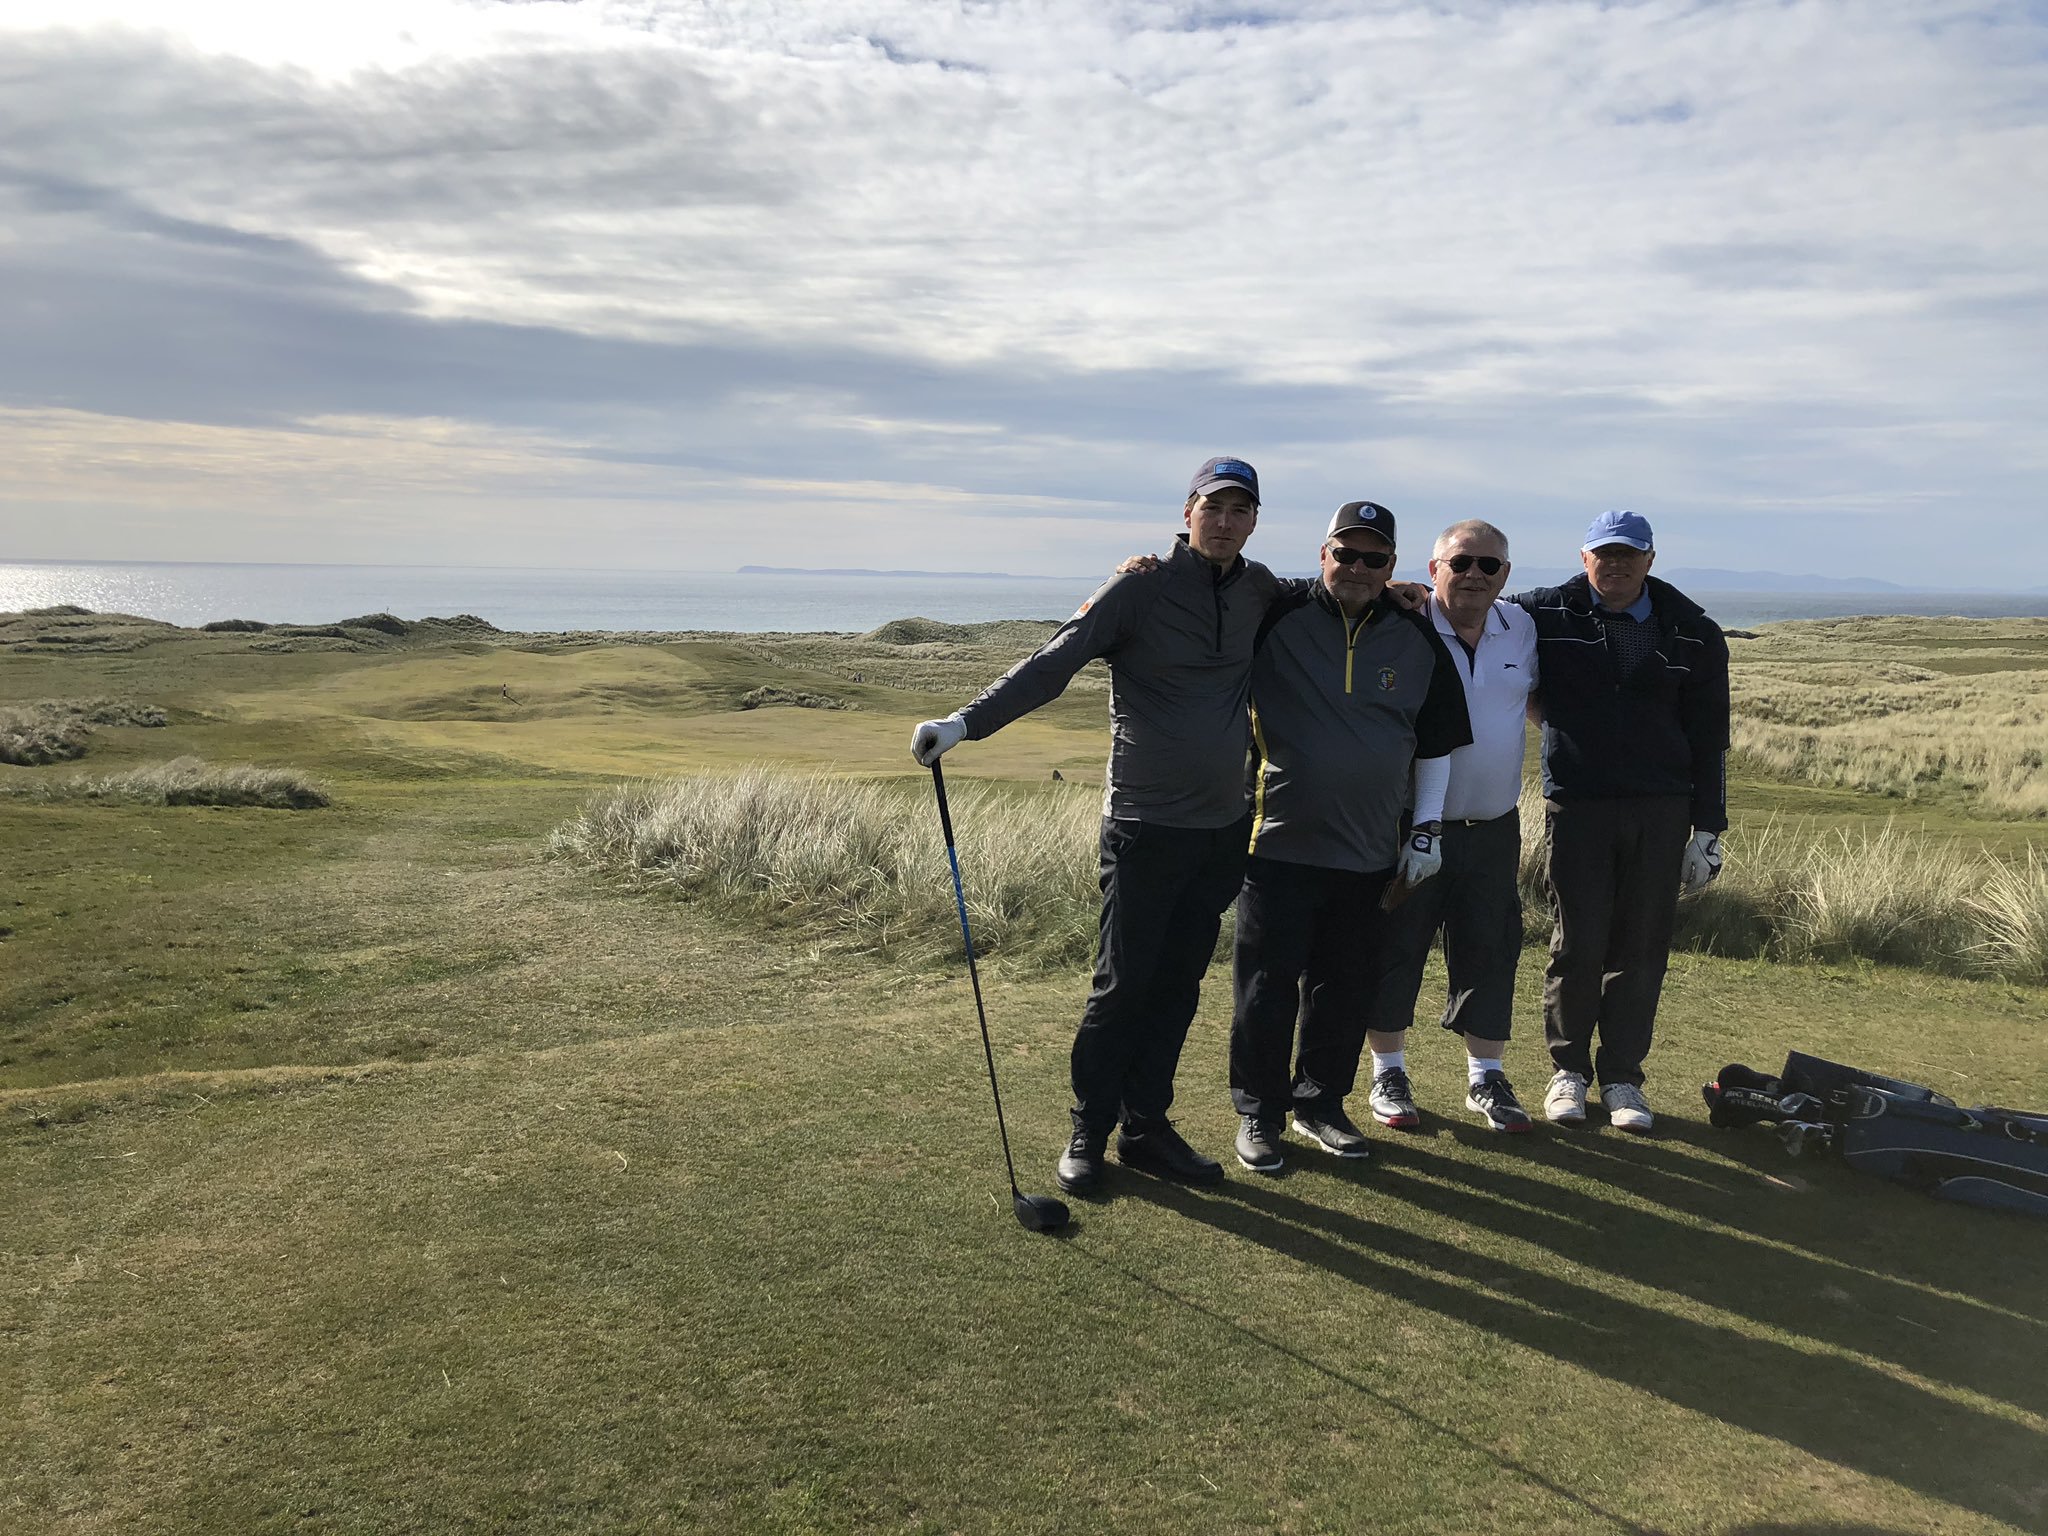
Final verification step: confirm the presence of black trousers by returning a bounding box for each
[1072,814,1252,1134]
[1366,809,1524,1044]
[1229,855,1394,1120]
[1541,796,1691,1088]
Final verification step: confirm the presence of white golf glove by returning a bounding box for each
[911,714,967,766]
[1679,830,1723,895]
[1397,821,1443,887]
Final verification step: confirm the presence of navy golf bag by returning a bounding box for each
[1703,1052,2048,1220]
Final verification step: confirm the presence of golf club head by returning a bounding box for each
[1777,1120,1832,1158]
[1012,1192,1071,1234]
[1778,1092,1824,1122]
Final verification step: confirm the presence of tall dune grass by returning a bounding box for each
[6,756,330,809]
[557,769,2048,983]
[546,770,1102,968]
[1510,786,2047,982]
[0,697,167,765]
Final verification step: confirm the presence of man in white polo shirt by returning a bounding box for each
[1362,519,1540,1132]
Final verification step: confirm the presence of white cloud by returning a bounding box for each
[1,1,2044,581]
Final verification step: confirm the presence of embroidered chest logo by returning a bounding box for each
[1377,666,1398,691]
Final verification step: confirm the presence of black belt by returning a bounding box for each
[1446,808,1517,828]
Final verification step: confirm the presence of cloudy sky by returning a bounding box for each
[2,0,2044,583]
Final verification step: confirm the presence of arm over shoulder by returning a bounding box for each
[957,568,1160,738]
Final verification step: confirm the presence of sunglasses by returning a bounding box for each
[1443,555,1505,575]
[1328,547,1392,568]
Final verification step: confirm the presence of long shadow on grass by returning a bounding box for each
[1114,1176,2044,1530]
[1066,1245,1671,1536]
[1364,1135,2048,1420]
[1555,1123,2048,1306]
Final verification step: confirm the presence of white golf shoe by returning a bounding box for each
[1544,1069,1589,1126]
[1602,1081,1654,1134]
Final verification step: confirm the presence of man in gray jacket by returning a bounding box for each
[912,457,1279,1194]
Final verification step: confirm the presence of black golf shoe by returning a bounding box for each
[1116,1118,1225,1185]
[1466,1070,1533,1133]
[1291,1102,1372,1160]
[1056,1124,1108,1194]
[1234,1114,1285,1174]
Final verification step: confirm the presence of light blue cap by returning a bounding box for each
[1583,509,1653,552]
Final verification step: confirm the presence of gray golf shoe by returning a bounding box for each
[1291,1102,1372,1159]
[1234,1114,1285,1174]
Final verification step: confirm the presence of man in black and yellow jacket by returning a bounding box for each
[1230,501,1472,1173]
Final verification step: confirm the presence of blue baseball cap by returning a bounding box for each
[1189,456,1260,505]
[1583,509,1654,552]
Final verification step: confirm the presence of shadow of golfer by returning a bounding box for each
[1333,1133,2048,1421]
[1062,1239,1670,1536]
[1111,1174,2045,1529]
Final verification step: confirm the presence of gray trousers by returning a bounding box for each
[1365,809,1524,1045]
[1541,795,1691,1088]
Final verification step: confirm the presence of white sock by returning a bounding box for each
[1468,1056,1503,1087]
[1370,1049,1406,1077]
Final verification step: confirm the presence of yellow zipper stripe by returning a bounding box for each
[1248,706,1270,854]
[1343,610,1368,694]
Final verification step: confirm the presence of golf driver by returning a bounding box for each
[930,761,1071,1235]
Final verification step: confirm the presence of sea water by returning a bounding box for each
[3,559,2046,634]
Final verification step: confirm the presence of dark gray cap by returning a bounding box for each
[1189,456,1260,504]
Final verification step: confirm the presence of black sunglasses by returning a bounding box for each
[1444,555,1504,575]
[1328,547,1392,568]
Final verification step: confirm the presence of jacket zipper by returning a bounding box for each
[1343,609,1369,693]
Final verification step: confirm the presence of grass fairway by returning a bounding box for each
[4,618,2046,1535]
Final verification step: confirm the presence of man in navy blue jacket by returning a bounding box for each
[1519,510,1729,1134]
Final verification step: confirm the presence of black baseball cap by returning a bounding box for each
[1188,456,1260,505]
[1327,500,1396,546]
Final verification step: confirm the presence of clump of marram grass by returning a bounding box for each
[555,769,2048,983]
[1513,784,2048,982]
[1962,848,2048,982]
[0,697,168,764]
[547,769,1100,967]
[7,756,330,810]
[0,710,91,764]
[737,686,859,711]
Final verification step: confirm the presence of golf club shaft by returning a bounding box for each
[931,762,1023,1194]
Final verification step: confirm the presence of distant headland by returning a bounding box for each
[737,565,1071,580]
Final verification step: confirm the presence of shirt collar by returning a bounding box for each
[1596,587,1654,622]
[1313,581,1392,624]
[1426,592,1510,634]
[1172,533,1242,582]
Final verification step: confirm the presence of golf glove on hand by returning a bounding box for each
[911,714,967,766]
[1397,821,1443,887]
[1679,830,1723,895]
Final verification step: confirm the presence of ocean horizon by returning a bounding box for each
[6,557,2048,634]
